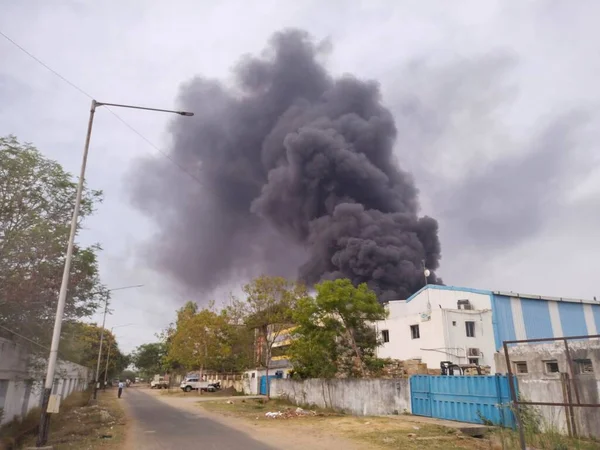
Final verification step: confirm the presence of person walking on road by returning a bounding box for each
[118,380,124,398]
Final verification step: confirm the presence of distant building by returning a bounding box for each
[376,285,600,373]
[244,326,295,394]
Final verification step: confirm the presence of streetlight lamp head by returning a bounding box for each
[179,111,194,117]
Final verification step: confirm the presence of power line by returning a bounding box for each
[0,29,204,186]
[0,30,93,99]
[0,323,52,352]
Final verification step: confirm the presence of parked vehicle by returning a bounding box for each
[150,376,169,389]
[180,376,216,393]
[208,381,221,391]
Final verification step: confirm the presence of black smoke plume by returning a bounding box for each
[130,29,442,301]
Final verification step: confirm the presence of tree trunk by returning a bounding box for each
[344,327,364,376]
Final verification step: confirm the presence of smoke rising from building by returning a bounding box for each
[130,29,442,301]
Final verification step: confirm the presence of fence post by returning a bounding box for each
[503,341,526,450]
[560,372,573,437]
[494,375,506,427]
[564,372,578,438]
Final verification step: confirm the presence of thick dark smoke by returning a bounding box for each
[130,29,441,301]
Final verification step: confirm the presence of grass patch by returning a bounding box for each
[16,388,128,450]
[199,398,488,449]
[199,397,340,420]
[355,427,484,450]
[489,427,600,450]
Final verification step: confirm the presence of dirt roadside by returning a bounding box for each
[145,387,379,450]
[144,387,492,450]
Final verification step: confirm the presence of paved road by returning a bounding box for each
[124,388,275,450]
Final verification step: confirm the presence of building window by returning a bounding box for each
[468,358,479,365]
[465,321,475,337]
[544,360,560,374]
[457,299,472,310]
[381,329,390,343]
[514,362,528,374]
[452,321,456,326]
[410,325,420,339]
[576,359,594,374]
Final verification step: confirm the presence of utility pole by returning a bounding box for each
[103,331,112,390]
[93,298,109,399]
[36,98,192,447]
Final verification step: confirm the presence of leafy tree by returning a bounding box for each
[59,322,129,380]
[0,135,107,346]
[289,279,388,378]
[167,305,231,374]
[230,276,308,397]
[130,342,167,378]
[162,300,255,377]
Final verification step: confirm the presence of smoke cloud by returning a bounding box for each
[130,29,441,301]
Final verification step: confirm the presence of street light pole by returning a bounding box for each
[103,328,114,391]
[37,100,193,447]
[93,285,142,400]
[93,297,109,399]
[37,100,96,447]
[103,323,134,390]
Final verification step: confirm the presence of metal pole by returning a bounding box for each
[95,101,194,116]
[93,297,109,399]
[103,329,113,389]
[37,99,97,447]
[563,339,581,404]
[503,341,526,450]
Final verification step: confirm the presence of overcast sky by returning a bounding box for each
[1,0,599,353]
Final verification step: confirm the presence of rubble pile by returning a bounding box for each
[265,407,318,419]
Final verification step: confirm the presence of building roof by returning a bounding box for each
[385,284,598,306]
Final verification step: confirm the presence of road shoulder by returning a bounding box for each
[145,388,376,450]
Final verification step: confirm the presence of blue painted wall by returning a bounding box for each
[594,305,600,334]
[491,294,516,350]
[558,302,588,337]
[520,299,553,340]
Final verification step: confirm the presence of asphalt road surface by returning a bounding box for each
[124,388,275,450]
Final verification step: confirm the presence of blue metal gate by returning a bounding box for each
[259,375,277,395]
[410,375,516,427]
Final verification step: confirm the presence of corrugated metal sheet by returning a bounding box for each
[510,297,527,340]
[520,299,553,340]
[592,304,600,334]
[491,295,516,350]
[410,375,515,428]
[558,302,587,336]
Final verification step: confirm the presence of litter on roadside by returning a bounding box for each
[264,407,318,419]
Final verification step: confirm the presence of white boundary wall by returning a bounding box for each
[0,337,91,425]
[270,378,411,416]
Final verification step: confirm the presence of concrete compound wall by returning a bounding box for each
[0,337,91,425]
[495,340,600,439]
[270,378,410,416]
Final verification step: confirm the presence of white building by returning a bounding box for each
[376,285,600,373]
[0,337,91,425]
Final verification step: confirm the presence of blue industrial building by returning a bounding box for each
[403,284,599,351]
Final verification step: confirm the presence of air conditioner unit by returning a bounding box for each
[467,348,481,357]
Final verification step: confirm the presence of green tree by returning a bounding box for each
[230,276,308,397]
[167,305,231,374]
[130,342,167,378]
[289,279,388,378]
[0,135,107,346]
[162,301,255,376]
[59,322,129,380]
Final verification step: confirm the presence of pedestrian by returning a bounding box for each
[118,380,124,398]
